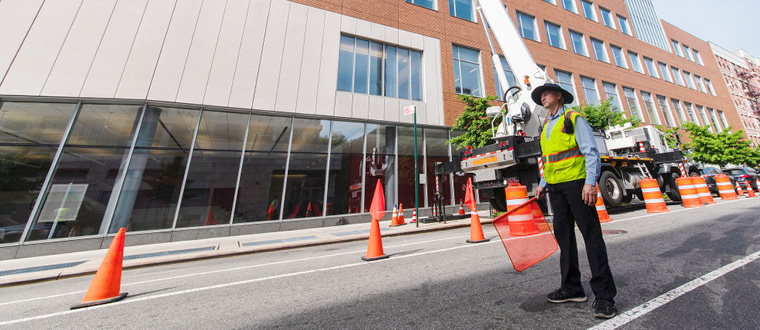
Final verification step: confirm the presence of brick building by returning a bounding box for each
[709,43,760,145]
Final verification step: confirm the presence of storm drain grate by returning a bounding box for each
[0,261,87,277]
[242,235,319,247]
[124,246,216,260]
[332,229,371,237]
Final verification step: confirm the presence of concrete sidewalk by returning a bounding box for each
[0,212,494,287]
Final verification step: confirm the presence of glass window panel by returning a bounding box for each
[628,51,642,73]
[591,38,608,62]
[708,108,721,132]
[406,0,434,9]
[671,67,684,86]
[600,8,614,28]
[683,45,693,61]
[641,92,659,125]
[562,0,576,13]
[411,50,422,101]
[581,0,595,21]
[718,110,729,128]
[398,154,424,209]
[245,115,292,152]
[282,152,327,219]
[694,75,706,93]
[109,106,199,233]
[453,45,482,97]
[705,79,716,95]
[672,40,682,56]
[450,0,473,21]
[581,77,599,105]
[696,105,712,132]
[460,61,482,96]
[555,70,577,107]
[290,118,330,154]
[192,110,247,151]
[353,39,369,94]
[369,42,383,96]
[659,62,672,82]
[545,21,564,49]
[611,45,626,68]
[623,87,642,120]
[684,102,698,124]
[694,49,704,65]
[644,57,658,78]
[569,30,587,56]
[617,15,630,35]
[398,125,423,156]
[494,56,517,101]
[425,155,452,206]
[337,36,354,92]
[385,46,397,98]
[366,123,395,157]
[671,98,686,124]
[517,12,537,41]
[0,102,78,243]
[234,151,288,222]
[365,123,395,212]
[602,82,622,113]
[398,48,410,99]
[656,95,675,127]
[326,121,365,215]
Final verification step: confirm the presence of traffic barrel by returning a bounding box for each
[595,184,612,223]
[715,174,737,200]
[640,178,669,213]
[691,176,715,204]
[505,184,540,236]
[676,177,703,208]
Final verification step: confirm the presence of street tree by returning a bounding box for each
[572,97,639,131]
[448,95,500,150]
[681,122,760,167]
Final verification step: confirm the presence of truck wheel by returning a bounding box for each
[599,171,624,207]
[489,188,508,212]
[668,172,682,201]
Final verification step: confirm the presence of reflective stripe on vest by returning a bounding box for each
[541,147,583,164]
[540,110,586,184]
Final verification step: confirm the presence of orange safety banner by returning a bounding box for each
[492,197,558,272]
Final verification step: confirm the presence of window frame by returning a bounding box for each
[544,20,566,49]
[640,91,661,125]
[449,0,474,21]
[705,78,716,95]
[622,86,643,120]
[610,45,627,68]
[671,66,684,86]
[599,7,616,29]
[683,71,696,89]
[581,0,597,21]
[452,44,484,97]
[671,39,683,57]
[658,62,673,83]
[693,49,704,65]
[580,76,600,105]
[555,70,578,107]
[562,0,577,13]
[643,57,659,78]
[569,29,588,56]
[628,51,643,73]
[590,38,609,63]
[516,11,540,42]
[682,44,694,61]
[602,81,624,113]
[406,0,436,10]
[616,15,631,35]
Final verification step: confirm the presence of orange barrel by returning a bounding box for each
[595,184,612,223]
[676,177,703,208]
[691,176,716,204]
[640,178,669,213]
[715,174,737,200]
[505,185,539,236]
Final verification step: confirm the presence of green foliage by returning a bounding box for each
[654,125,681,148]
[681,123,760,167]
[571,97,640,131]
[448,94,500,150]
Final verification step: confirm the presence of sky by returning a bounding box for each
[654,0,760,57]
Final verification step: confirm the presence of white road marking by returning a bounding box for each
[589,249,760,330]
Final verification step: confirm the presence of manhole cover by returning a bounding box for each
[602,229,627,234]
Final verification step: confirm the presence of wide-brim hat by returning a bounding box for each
[530,83,574,105]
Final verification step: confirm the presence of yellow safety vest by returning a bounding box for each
[540,110,586,184]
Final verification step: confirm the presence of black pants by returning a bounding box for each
[547,179,616,301]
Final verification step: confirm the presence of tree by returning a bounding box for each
[448,94,500,150]
[681,123,760,167]
[571,97,639,131]
[654,125,682,148]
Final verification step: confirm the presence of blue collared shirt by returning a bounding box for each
[539,106,601,187]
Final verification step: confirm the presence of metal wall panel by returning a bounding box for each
[314,10,341,117]
[115,0,176,99]
[145,0,203,101]
[80,0,149,98]
[0,0,82,96]
[42,0,117,97]
[251,0,289,111]
[274,2,308,113]
[176,0,227,105]
[424,37,441,126]
[203,0,250,107]
[0,0,44,85]
[228,0,271,109]
[295,7,325,115]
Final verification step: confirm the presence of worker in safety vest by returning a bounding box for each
[532,83,618,319]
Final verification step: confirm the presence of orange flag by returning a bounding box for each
[464,177,476,211]
[369,179,385,220]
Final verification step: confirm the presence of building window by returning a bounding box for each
[640,91,660,125]
[628,51,643,73]
[555,70,578,107]
[683,71,696,89]
[694,74,706,93]
[671,98,687,124]
[705,78,716,95]
[562,0,577,13]
[543,0,556,4]
[517,12,539,42]
[644,57,659,78]
[591,38,608,63]
[609,45,625,68]
[603,82,623,112]
[623,87,643,120]
[406,0,435,10]
[656,95,676,127]
[671,66,684,86]
[453,45,483,96]
[671,39,683,57]
[449,0,473,21]
[600,7,615,29]
[696,105,713,132]
[580,76,599,105]
[693,49,704,65]
[493,55,517,101]
[684,102,699,124]
[682,44,693,61]
[545,21,565,49]
[659,62,672,82]
[569,30,587,56]
[617,15,631,35]
[581,0,596,21]
[708,108,722,132]
[718,110,729,129]
[337,35,422,101]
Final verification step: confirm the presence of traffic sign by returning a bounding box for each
[404,105,416,115]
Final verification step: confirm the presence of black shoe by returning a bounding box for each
[592,299,617,319]
[547,289,587,303]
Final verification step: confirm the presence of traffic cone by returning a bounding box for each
[595,184,612,223]
[746,183,756,197]
[641,178,669,213]
[205,209,219,225]
[362,180,388,261]
[459,199,465,215]
[397,204,406,225]
[736,183,745,196]
[411,208,417,223]
[71,228,128,309]
[465,178,489,243]
[390,204,404,227]
[505,184,540,235]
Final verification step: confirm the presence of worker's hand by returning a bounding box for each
[582,184,596,206]
[535,186,546,200]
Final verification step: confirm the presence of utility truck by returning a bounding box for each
[434,0,697,211]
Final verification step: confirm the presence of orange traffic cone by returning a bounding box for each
[390,204,404,227]
[205,209,219,225]
[640,178,669,213]
[736,183,744,196]
[363,180,389,261]
[465,178,489,243]
[595,184,612,223]
[71,228,128,309]
[746,183,756,197]
[411,208,417,223]
[459,199,465,215]
[505,184,540,235]
[397,204,406,225]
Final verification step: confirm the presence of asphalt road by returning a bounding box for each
[1,198,759,329]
